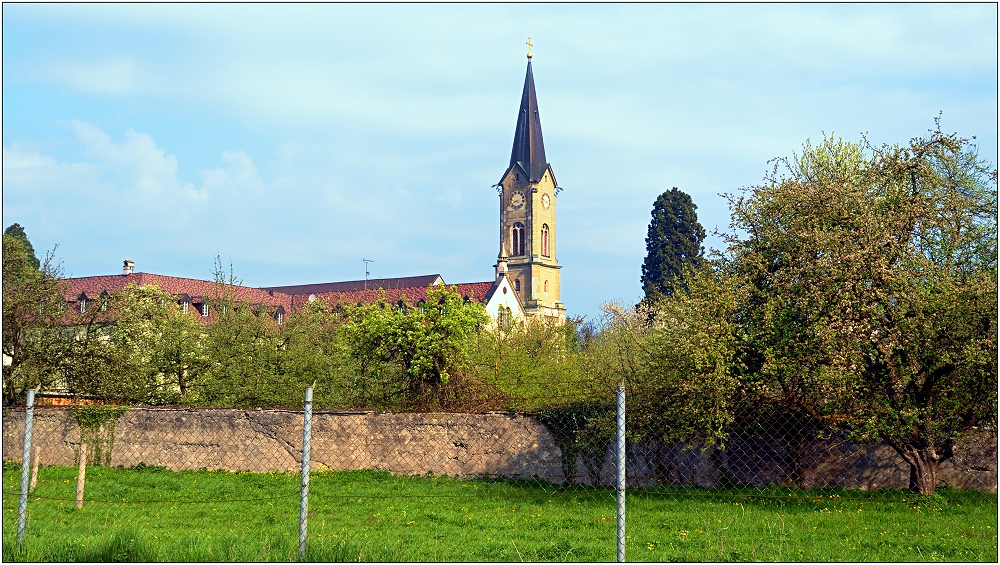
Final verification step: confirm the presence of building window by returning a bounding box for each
[200,303,209,317]
[79,298,87,314]
[544,280,549,293]
[541,223,550,257]
[498,305,513,328]
[182,301,190,313]
[512,222,525,256]
[276,311,284,325]
[514,279,521,293]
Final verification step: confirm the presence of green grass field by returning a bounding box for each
[3,462,996,562]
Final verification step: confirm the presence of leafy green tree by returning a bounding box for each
[587,263,740,449]
[198,283,284,408]
[61,314,125,403]
[157,301,207,400]
[640,187,706,301]
[338,285,488,409]
[726,124,998,494]
[468,316,588,410]
[279,299,357,408]
[2,230,67,405]
[4,223,40,271]
[103,283,205,404]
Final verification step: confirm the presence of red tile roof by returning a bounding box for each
[62,272,498,322]
[289,281,496,310]
[64,273,292,319]
[263,275,444,296]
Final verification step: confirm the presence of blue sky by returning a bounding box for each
[3,3,997,322]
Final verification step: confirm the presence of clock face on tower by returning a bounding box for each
[510,191,525,209]
[541,192,551,210]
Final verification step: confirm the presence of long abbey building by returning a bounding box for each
[61,49,566,324]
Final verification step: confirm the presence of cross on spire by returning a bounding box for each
[526,37,533,59]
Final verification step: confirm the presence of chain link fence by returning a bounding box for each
[3,386,997,561]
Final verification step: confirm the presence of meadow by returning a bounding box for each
[3,462,997,562]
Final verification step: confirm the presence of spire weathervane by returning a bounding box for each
[526,37,533,59]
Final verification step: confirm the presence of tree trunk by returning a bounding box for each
[177,368,187,398]
[897,445,943,495]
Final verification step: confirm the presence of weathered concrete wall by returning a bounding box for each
[3,407,995,492]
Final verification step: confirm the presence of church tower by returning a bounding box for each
[496,41,566,321]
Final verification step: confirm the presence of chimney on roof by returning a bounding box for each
[123,259,134,275]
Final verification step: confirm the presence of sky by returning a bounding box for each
[3,3,997,322]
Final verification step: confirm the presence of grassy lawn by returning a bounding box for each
[3,462,996,562]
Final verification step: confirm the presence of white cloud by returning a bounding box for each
[198,151,263,202]
[69,120,188,195]
[2,145,102,197]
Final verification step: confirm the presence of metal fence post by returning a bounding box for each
[298,386,313,560]
[616,385,626,563]
[17,389,36,544]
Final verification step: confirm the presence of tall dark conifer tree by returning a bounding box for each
[641,187,706,300]
[4,223,40,271]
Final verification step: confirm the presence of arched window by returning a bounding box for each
[544,280,549,294]
[514,279,521,293]
[541,223,550,257]
[512,222,525,256]
[498,305,513,328]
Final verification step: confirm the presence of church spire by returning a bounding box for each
[509,48,547,183]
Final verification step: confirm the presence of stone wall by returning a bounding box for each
[3,407,995,492]
[1,407,565,482]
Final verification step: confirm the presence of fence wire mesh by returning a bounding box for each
[2,385,997,562]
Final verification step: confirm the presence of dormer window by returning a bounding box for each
[200,303,208,317]
[182,301,190,313]
[79,297,87,313]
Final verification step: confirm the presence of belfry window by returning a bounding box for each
[541,223,550,257]
[512,222,525,256]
